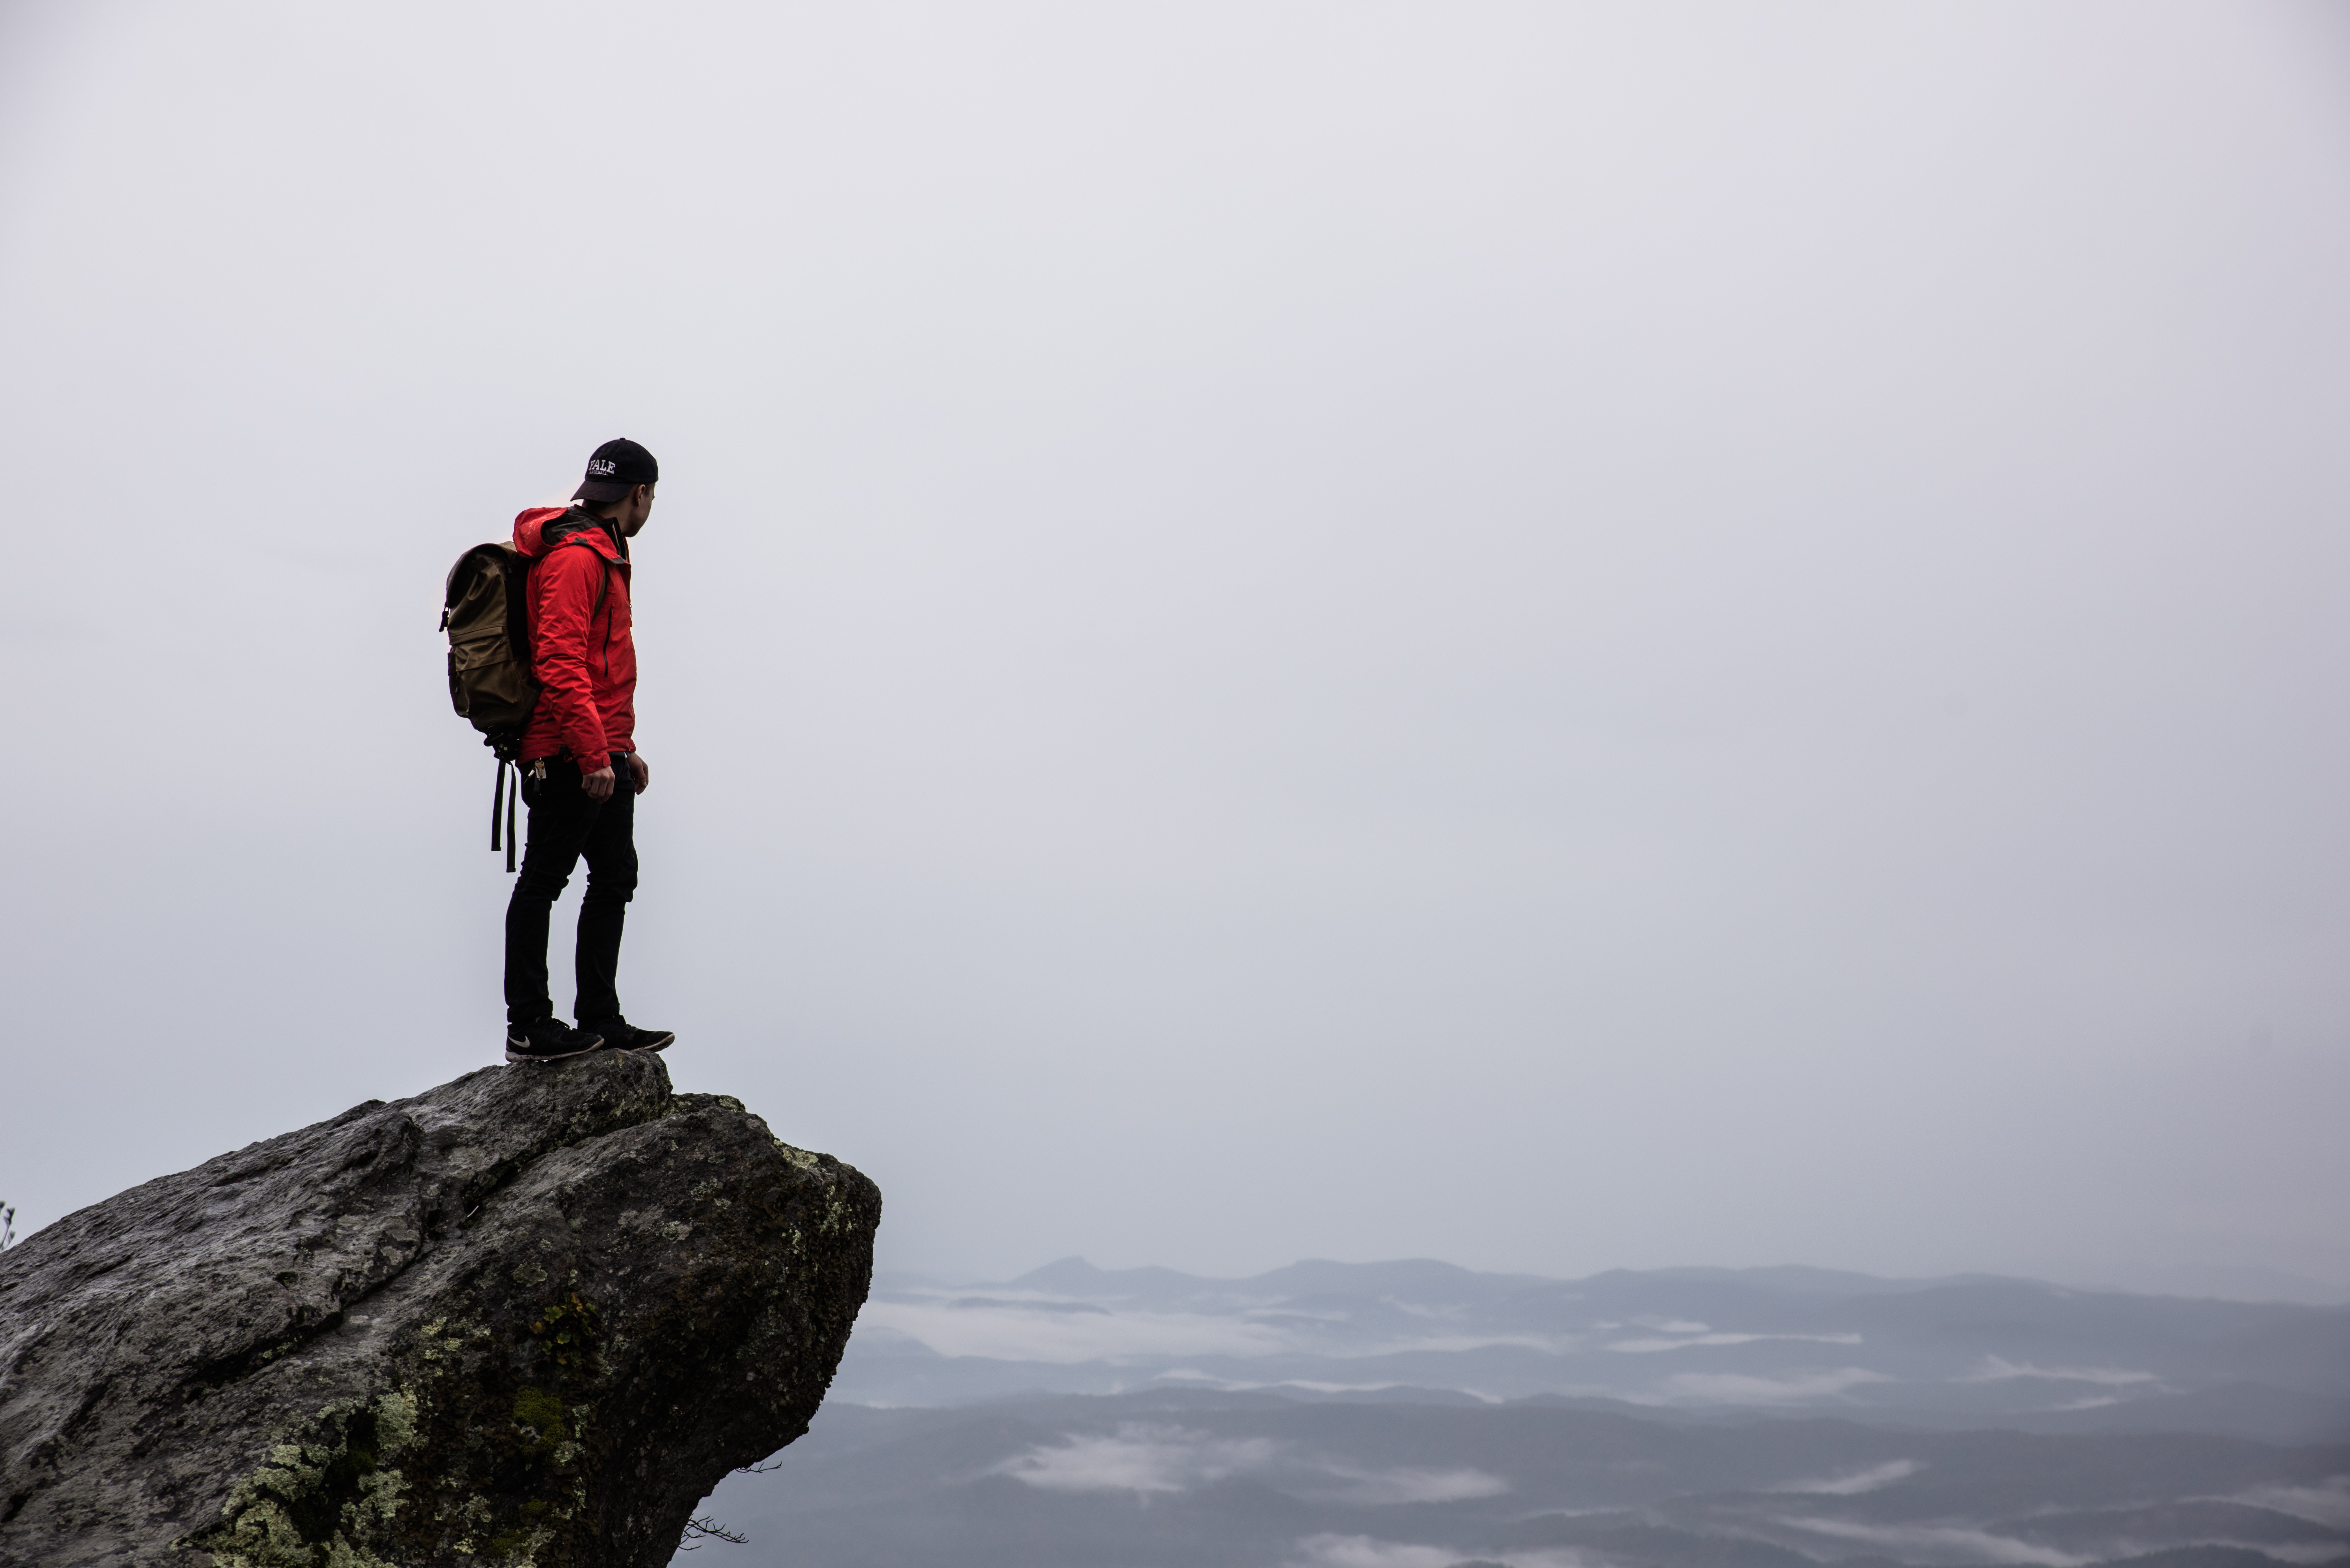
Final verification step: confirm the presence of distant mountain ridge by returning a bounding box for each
[1004,1255,2331,1305]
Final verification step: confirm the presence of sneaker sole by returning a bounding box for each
[626,1034,675,1053]
[504,1042,604,1063]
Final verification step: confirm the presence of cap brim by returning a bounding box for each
[574,479,633,502]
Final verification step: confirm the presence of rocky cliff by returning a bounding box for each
[0,1052,880,1568]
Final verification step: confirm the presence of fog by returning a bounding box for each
[3,2,2346,1297]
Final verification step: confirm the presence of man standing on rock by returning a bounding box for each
[503,438,677,1063]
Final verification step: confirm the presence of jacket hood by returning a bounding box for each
[513,505,625,562]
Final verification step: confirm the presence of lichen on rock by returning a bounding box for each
[0,1053,880,1568]
[202,1388,416,1568]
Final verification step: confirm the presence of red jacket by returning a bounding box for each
[512,506,636,769]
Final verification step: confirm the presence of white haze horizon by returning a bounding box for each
[3,4,2347,1300]
[876,1255,2350,1310]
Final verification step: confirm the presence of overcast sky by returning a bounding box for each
[3,2,2346,1299]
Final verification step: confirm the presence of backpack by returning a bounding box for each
[442,533,607,871]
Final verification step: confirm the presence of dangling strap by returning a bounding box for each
[506,770,519,874]
[491,759,507,852]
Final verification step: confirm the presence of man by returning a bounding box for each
[502,437,676,1062]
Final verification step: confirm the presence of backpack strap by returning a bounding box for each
[519,534,615,672]
[490,757,518,872]
[540,530,614,614]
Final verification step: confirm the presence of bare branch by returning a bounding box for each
[677,1515,749,1551]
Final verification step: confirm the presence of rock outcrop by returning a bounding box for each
[0,1052,880,1568]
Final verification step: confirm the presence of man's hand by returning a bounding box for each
[583,765,617,803]
[629,754,651,795]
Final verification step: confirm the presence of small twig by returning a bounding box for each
[678,1515,748,1550]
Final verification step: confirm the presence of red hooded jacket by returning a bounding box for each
[512,506,636,769]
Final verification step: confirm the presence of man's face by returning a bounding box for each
[621,483,656,537]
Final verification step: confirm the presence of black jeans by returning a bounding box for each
[504,752,638,1026]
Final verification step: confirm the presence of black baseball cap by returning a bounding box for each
[575,437,659,502]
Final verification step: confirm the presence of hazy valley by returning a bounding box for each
[684,1259,2350,1567]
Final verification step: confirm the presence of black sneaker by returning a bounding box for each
[505,1016,606,1063]
[580,1016,674,1053]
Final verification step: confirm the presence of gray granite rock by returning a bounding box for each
[0,1051,880,1568]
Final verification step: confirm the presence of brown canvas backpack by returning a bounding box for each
[441,539,606,870]
[442,542,538,868]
